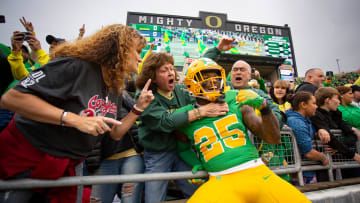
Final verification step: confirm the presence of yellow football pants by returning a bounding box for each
[188,164,310,203]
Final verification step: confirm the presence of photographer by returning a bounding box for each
[8,31,49,81]
[7,17,49,82]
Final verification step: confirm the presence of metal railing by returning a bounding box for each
[0,171,208,190]
[250,128,360,186]
[0,128,359,190]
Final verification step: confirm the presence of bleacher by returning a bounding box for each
[295,71,359,88]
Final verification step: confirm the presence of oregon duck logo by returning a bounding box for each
[205,16,222,28]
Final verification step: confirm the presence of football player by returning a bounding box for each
[175,58,310,202]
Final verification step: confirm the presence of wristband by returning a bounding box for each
[60,111,67,126]
[321,154,326,162]
[131,105,143,115]
[193,109,199,120]
[197,108,202,120]
[133,104,144,112]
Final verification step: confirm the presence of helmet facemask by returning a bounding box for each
[185,58,227,102]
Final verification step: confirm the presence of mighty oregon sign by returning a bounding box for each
[127,11,296,72]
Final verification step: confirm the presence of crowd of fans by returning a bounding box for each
[294,71,360,88]
[1,17,360,203]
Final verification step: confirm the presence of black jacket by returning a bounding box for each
[311,108,357,158]
[101,92,142,159]
[86,91,142,173]
[295,82,318,95]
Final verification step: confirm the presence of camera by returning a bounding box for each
[22,32,32,41]
[15,32,32,41]
[251,68,256,74]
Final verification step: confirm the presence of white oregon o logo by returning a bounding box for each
[205,16,222,28]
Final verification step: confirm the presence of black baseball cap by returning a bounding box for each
[46,35,65,45]
[351,85,360,93]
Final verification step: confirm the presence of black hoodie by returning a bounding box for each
[295,81,318,95]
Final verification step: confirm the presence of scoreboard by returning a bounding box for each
[127,11,298,78]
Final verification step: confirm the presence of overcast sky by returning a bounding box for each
[1,0,360,77]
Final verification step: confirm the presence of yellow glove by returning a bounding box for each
[187,178,206,185]
[236,89,265,109]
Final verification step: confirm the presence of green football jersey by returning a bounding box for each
[177,90,260,172]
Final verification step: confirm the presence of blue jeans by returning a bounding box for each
[143,150,199,203]
[0,170,34,203]
[90,155,144,203]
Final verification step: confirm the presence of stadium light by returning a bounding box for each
[336,58,341,74]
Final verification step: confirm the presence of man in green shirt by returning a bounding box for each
[203,38,284,128]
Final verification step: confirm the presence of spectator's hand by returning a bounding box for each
[78,24,85,39]
[20,16,34,33]
[324,144,337,155]
[150,43,155,50]
[254,70,261,80]
[199,102,229,117]
[321,154,329,166]
[318,129,331,144]
[216,37,235,52]
[236,89,265,110]
[26,35,41,51]
[136,79,154,110]
[11,31,24,52]
[74,115,122,136]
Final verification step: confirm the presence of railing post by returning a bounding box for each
[288,128,305,186]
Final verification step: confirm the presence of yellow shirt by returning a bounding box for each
[8,49,49,80]
[277,102,292,112]
[254,101,290,117]
[106,148,140,160]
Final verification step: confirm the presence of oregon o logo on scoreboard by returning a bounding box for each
[205,16,222,28]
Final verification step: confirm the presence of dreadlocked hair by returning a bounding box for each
[50,24,146,95]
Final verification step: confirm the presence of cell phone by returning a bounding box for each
[251,68,256,74]
[15,32,31,41]
[0,15,5,23]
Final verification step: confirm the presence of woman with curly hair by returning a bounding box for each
[0,24,154,203]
